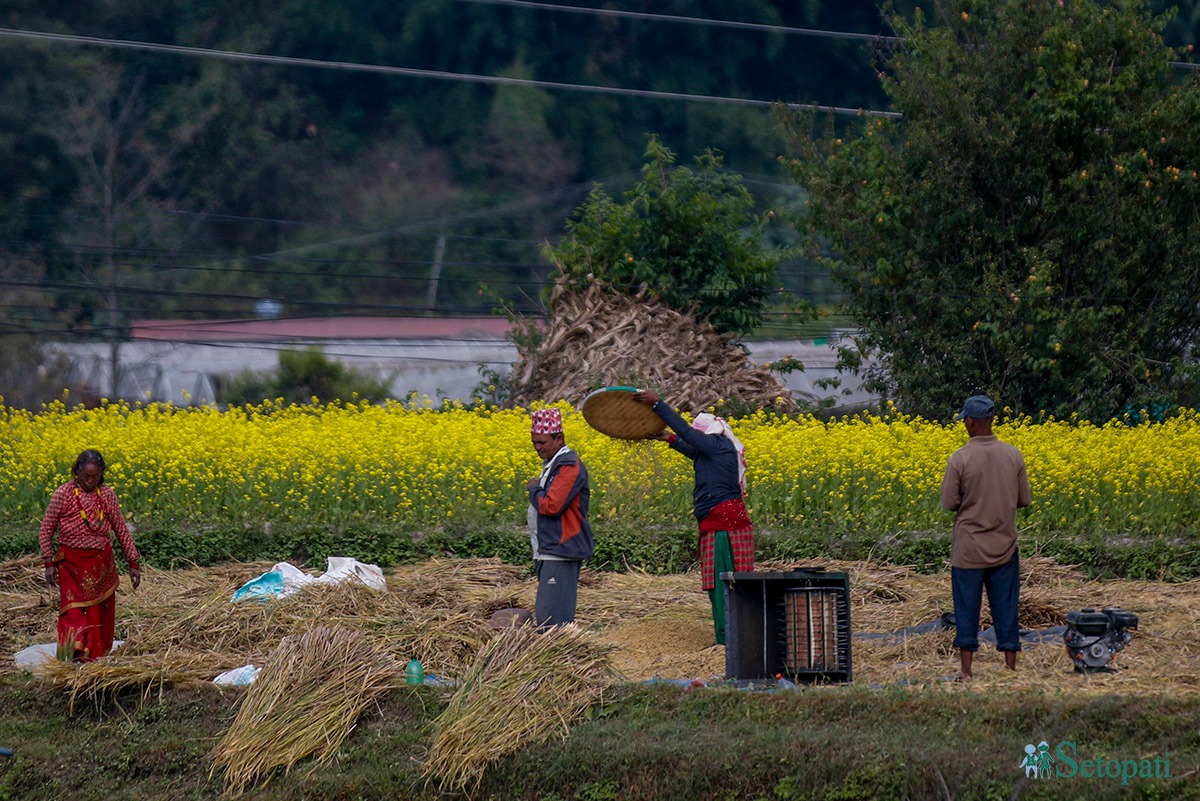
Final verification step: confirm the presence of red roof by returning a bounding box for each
[131,317,520,343]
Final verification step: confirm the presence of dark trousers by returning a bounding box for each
[534,559,580,627]
[952,550,1021,652]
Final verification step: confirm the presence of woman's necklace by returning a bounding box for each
[74,485,105,531]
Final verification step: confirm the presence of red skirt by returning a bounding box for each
[54,544,120,661]
[697,499,755,591]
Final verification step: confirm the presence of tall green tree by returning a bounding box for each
[546,136,790,336]
[786,0,1200,420]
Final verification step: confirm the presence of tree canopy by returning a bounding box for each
[545,137,791,337]
[0,0,906,327]
[4,0,1200,408]
[786,0,1200,420]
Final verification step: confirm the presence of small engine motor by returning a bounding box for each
[1064,607,1138,673]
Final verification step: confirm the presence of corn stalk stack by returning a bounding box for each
[508,276,805,413]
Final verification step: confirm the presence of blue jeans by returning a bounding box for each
[952,550,1021,652]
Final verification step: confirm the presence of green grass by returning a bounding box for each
[7,521,1199,582]
[1,677,1196,801]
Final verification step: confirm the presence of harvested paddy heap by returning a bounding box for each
[5,555,1195,694]
[507,276,803,413]
[4,555,1198,793]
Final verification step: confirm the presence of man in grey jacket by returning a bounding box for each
[527,407,594,627]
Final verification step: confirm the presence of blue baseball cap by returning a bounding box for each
[955,394,996,420]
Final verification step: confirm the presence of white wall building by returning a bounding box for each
[47,317,876,411]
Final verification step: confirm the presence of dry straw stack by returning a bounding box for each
[507,275,803,413]
[29,559,513,702]
[391,557,531,615]
[0,553,44,591]
[10,554,1200,696]
[423,623,619,793]
[1,554,52,659]
[210,625,398,795]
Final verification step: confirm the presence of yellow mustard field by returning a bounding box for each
[2,399,1199,536]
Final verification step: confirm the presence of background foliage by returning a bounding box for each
[545,136,797,337]
[0,1,929,331]
[786,0,1200,420]
[217,347,394,406]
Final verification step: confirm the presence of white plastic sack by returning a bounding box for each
[13,640,123,670]
[231,557,384,602]
[316,556,386,591]
[213,664,260,686]
[13,643,56,670]
[275,561,317,593]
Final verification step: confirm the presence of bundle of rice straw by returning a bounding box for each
[0,554,44,591]
[390,557,529,611]
[41,649,212,712]
[210,625,398,795]
[424,624,619,793]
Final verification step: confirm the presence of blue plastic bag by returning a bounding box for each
[231,570,285,602]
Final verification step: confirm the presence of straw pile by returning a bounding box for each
[41,649,224,713]
[599,607,725,681]
[8,553,1200,697]
[507,276,803,413]
[1015,554,1093,628]
[423,624,619,793]
[210,626,398,795]
[0,553,44,591]
[14,559,507,700]
[390,556,530,614]
[1,555,55,658]
[577,568,705,626]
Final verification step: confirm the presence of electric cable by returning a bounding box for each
[0,27,901,118]
[454,0,898,42]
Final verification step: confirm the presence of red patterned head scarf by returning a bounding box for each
[531,408,563,435]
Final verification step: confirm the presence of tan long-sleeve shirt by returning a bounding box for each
[940,435,1032,569]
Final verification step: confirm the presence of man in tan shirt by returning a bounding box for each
[940,395,1032,679]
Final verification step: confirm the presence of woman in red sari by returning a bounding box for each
[39,449,142,661]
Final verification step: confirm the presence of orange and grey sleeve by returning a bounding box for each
[537,463,581,518]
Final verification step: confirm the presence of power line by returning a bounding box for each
[0,270,837,312]
[0,27,901,119]
[5,241,550,269]
[454,0,1200,72]
[454,0,897,42]
[0,162,805,261]
[0,274,499,313]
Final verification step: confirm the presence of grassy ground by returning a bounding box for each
[1,677,1196,801]
[3,555,1199,800]
[6,522,1198,583]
